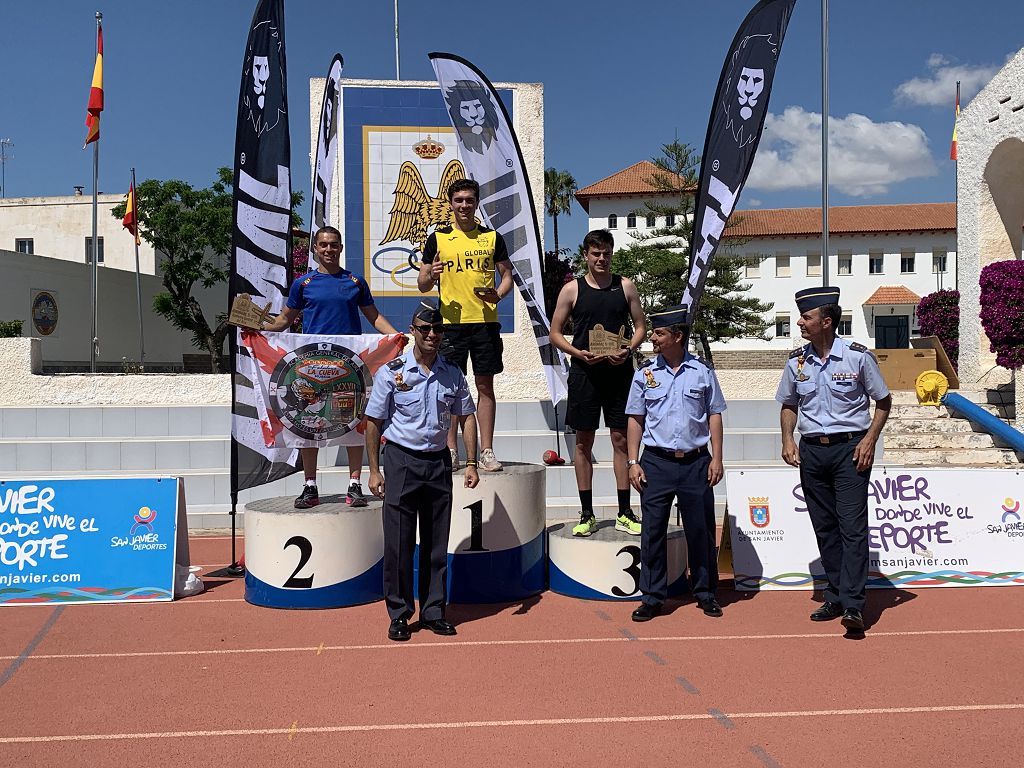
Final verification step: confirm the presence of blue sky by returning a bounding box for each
[2,0,1019,250]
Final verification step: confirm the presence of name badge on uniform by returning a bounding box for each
[394,372,412,392]
[831,372,858,382]
[643,369,660,389]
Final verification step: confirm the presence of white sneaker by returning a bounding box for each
[449,447,460,472]
[479,448,503,472]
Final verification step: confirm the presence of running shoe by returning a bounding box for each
[615,509,642,535]
[346,482,368,507]
[479,448,503,472]
[294,484,319,509]
[572,512,598,537]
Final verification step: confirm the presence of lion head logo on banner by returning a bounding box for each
[243,20,286,138]
[721,33,778,149]
[443,79,499,155]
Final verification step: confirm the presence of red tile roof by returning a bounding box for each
[723,203,955,238]
[574,161,694,212]
[863,285,922,305]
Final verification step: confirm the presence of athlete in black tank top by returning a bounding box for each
[570,275,633,372]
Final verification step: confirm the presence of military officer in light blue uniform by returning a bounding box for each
[776,286,891,633]
[365,300,480,642]
[625,305,726,622]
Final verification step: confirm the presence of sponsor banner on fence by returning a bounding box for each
[726,468,1024,590]
[238,330,407,448]
[0,478,179,606]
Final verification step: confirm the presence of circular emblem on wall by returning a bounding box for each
[269,342,371,441]
[31,291,59,336]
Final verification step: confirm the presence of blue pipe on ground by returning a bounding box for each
[941,391,1024,454]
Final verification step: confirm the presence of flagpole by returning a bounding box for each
[820,0,829,287]
[953,79,959,294]
[131,168,146,368]
[89,14,102,372]
[394,0,401,79]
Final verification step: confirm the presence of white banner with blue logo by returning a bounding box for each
[0,478,178,606]
[727,468,1024,590]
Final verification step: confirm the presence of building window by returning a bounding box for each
[665,214,676,227]
[646,214,657,228]
[15,238,34,254]
[775,314,791,337]
[607,214,617,229]
[85,236,104,264]
[838,315,852,336]
[869,251,884,274]
[775,254,791,278]
[901,250,916,274]
[932,250,948,273]
[837,251,852,276]
[744,256,762,279]
[806,252,822,277]
[626,214,637,229]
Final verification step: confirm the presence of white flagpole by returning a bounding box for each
[394,0,401,80]
[131,167,145,368]
[821,0,830,287]
[90,10,102,372]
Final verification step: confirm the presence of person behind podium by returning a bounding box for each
[776,286,891,633]
[625,305,726,622]
[263,226,398,510]
[364,300,480,642]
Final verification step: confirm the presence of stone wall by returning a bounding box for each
[711,349,789,370]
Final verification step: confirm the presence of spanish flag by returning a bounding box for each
[122,182,141,246]
[949,85,959,162]
[84,23,103,148]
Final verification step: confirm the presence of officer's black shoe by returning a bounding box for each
[631,603,661,622]
[841,608,865,632]
[810,601,844,621]
[294,484,319,509]
[388,618,411,642]
[422,618,457,636]
[697,597,723,617]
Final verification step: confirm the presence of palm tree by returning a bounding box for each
[544,167,577,256]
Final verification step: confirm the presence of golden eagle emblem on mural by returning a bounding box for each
[379,159,468,251]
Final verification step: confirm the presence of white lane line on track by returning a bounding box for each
[2,704,1023,744]
[3,627,1022,662]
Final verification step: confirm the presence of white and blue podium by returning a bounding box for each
[547,519,689,600]
[244,496,385,609]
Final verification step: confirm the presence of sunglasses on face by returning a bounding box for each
[412,323,445,335]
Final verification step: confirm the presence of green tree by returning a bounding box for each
[613,139,772,366]
[112,168,303,372]
[544,167,577,257]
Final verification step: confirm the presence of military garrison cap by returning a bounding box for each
[651,304,689,329]
[795,286,840,313]
[412,299,443,324]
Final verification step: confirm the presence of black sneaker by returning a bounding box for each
[294,484,319,509]
[346,482,368,507]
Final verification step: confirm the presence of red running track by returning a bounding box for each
[1,534,1022,767]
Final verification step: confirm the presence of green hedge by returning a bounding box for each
[0,320,23,338]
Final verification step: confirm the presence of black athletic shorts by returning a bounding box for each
[439,322,504,376]
[566,364,633,431]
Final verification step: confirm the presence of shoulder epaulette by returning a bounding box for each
[850,342,868,352]
[694,356,712,369]
[788,347,804,359]
[386,357,405,370]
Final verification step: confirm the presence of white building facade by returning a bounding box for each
[576,162,957,352]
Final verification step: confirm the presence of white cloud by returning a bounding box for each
[745,198,763,208]
[893,55,1001,107]
[746,106,937,197]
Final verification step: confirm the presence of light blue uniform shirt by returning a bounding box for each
[775,337,890,437]
[364,353,475,452]
[625,354,727,452]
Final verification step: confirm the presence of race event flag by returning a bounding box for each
[429,53,569,405]
[309,54,344,267]
[229,0,297,492]
[83,21,103,147]
[681,0,795,318]
[238,331,407,450]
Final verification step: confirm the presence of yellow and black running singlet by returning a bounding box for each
[421,225,509,325]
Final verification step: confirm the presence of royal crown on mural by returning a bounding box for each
[413,135,446,160]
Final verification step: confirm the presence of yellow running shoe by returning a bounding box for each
[615,509,642,535]
[572,512,598,537]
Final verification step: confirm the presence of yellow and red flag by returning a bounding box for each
[84,23,104,147]
[949,87,960,161]
[122,182,141,246]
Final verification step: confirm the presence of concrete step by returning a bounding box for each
[888,403,1009,420]
[884,432,1001,450]
[881,448,1022,466]
[885,418,976,434]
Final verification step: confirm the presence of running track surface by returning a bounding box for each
[2,534,1022,767]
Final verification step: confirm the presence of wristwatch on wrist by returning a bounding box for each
[627,459,639,467]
